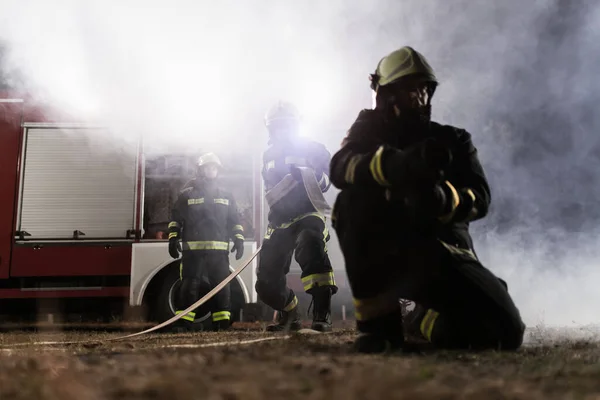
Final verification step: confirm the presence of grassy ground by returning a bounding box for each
[1,324,600,399]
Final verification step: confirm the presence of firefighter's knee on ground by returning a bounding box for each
[501,318,526,350]
[468,319,525,351]
[504,330,525,351]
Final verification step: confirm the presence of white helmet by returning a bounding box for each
[264,101,300,127]
[197,152,222,168]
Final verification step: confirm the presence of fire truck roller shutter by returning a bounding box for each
[17,127,137,240]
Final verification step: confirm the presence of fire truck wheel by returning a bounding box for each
[153,266,212,331]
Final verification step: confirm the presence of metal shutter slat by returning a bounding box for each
[19,128,137,239]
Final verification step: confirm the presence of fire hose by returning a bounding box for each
[1,246,266,348]
[115,245,263,340]
[1,170,335,349]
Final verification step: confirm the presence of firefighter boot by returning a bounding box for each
[403,302,428,341]
[266,307,302,332]
[211,311,232,332]
[310,287,333,332]
[165,319,193,334]
[354,309,405,354]
[212,319,232,332]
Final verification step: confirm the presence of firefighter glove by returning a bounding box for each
[231,238,244,260]
[381,147,438,187]
[406,181,462,222]
[438,183,475,223]
[404,183,445,217]
[380,139,451,188]
[169,238,182,259]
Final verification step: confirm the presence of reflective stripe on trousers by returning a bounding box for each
[212,311,231,322]
[283,295,298,312]
[264,212,326,240]
[176,310,196,322]
[420,309,440,342]
[302,272,335,291]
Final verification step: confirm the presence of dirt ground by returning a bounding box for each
[1,323,600,400]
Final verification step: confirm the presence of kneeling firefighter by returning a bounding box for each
[329,46,526,352]
[168,152,245,331]
[257,101,338,332]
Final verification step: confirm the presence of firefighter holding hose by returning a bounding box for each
[329,46,526,352]
[168,152,245,332]
[256,101,338,332]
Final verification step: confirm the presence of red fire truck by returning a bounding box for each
[0,94,268,327]
[0,94,352,327]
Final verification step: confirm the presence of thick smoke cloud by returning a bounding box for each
[1,0,598,326]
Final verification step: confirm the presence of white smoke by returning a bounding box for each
[1,0,599,327]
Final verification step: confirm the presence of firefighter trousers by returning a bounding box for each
[339,230,526,351]
[177,250,231,324]
[256,214,337,312]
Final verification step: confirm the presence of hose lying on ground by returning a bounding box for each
[1,246,264,348]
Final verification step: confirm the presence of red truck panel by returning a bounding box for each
[10,244,131,277]
[0,101,23,279]
[23,98,87,123]
[0,287,129,299]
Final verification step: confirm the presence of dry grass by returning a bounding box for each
[1,325,600,399]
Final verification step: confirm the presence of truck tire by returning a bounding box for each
[153,266,212,331]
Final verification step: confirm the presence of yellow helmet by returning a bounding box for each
[197,152,222,168]
[370,46,437,91]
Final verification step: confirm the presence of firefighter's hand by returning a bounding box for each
[231,239,244,260]
[383,140,450,188]
[429,184,450,216]
[404,184,448,218]
[289,165,303,182]
[169,238,182,259]
[437,184,475,223]
[409,181,466,222]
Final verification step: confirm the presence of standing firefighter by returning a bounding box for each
[330,46,525,353]
[257,101,337,332]
[168,152,245,331]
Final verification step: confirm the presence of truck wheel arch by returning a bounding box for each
[139,261,251,318]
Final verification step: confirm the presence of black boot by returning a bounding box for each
[212,319,232,332]
[310,287,333,332]
[354,309,404,354]
[266,307,302,332]
[403,302,428,340]
[161,319,193,334]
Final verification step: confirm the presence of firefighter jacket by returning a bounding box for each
[168,179,244,251]
[262,136,332,226]
[330,109,491,249]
